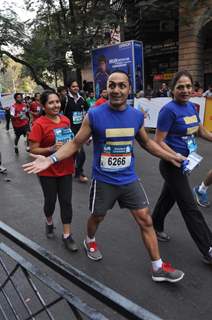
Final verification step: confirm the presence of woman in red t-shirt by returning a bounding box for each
[28,90,78,252]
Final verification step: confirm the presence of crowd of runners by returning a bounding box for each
[1,69,212,284]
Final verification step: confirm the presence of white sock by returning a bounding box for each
[86,236,95,243]
[198,182,208,193]
[152,259,163,271]
[46,219,53,225]
[63,233,70,239]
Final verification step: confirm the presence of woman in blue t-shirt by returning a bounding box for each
[152,70,212,264]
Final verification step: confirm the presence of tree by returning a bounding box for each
[0,1,123,88]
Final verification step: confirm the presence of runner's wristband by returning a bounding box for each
[49,153,59,164]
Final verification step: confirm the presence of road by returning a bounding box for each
[0,121,212,320]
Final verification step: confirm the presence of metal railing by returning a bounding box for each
[0,221,162,320]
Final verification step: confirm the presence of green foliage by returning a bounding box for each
[0,0,122,88]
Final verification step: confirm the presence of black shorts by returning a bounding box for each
[14,125,30,137]
[89,179,149,215]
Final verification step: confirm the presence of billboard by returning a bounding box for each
[91,40,144,99]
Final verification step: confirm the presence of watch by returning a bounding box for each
[49,153,59,164]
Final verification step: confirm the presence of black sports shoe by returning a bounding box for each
[203,248,212,265]
[156,231,171,242]
[14,146,19,154]
[63,235,78,252]
[45,223,55,239]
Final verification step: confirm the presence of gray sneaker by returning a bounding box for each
[152,262,184,283]
[45,223,55,239]
[63,235,78,252]
[83,240,103,261]
[156,231,171,242]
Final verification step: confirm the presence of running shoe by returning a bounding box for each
[83,240,103,261]
[45,223,55,239]
[63,235,78,252]
[152,262,184,283]
[79,174,88,183]
[202,247,212,265]
[156,231,171,242]
[14,146,19,154]
[193,186,210,207]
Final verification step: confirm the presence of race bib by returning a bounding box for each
[73,111,83,125]
[54,127,74,144]
[100,144,132,172]
[182,135,197,154]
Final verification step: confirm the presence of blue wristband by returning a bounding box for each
[49,153,59,164]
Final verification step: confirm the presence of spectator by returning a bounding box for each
[157,83,170,97]
[94,89,108,107]
[192,81,203,97]
[145,84,153,99]
[203,84,212,97]
[86,91,96,108]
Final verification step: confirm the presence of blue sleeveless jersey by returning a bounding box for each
[88,103,144,185]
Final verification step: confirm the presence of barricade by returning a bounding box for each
[0,221,162,320]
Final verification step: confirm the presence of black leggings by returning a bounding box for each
[39,175,73,224]
[152,160,212,256]
[75,146,86,177]
[5,110,11,130]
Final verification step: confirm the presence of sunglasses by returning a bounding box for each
[175,83,192,90]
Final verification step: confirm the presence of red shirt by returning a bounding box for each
[94,97,107,107]
[10,103,29,128]
[29,115,75,177]
[30,101,42,122]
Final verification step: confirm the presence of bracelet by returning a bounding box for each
[49,153,59,164]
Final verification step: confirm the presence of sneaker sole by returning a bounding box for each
[83,240,103,261]
[152,273,184,283]
[63,244,78,252]
[156,236,171,242]
[202,257,212,265]
[46,233,55,239]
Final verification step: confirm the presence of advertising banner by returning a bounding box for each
[92,41,144,99]
[134,97,206,128]
[203,98,212,132]
[133,41,144,94]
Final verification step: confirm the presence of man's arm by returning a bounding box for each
[23,115,92,174]
[136,126,184,166]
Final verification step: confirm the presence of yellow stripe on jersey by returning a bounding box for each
[187,126,199,135]
[183,115,198,124]
[106,141,132,145]
[105,128,135,138]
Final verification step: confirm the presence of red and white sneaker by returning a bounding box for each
[83,240,103,261]
[152,262,184,283]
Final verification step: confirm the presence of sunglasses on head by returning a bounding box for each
[175,83,192,90]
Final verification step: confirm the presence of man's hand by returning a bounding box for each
[22,154,52,174]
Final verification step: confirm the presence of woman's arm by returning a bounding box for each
[154,129,178,155]
[198,124,212,142]
[29,141,63,156]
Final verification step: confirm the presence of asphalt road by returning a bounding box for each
[0,121,212,320]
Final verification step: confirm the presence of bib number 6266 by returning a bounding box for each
[108,157,126,166]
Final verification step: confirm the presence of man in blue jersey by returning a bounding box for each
[23,71,185,283]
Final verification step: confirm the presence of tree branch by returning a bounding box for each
[0,50,53,90]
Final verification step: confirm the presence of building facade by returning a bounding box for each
[124,0,212,90]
